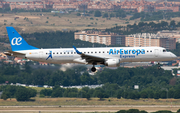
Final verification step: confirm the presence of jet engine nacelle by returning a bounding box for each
[105,59,120,67]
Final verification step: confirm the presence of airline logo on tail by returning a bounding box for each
[6,26,38,51]
[11,37,22,45]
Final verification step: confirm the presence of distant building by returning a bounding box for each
[75,31,125,46]
[157,30,180,43]
[1,0,180,12]
[64,84,103,89]
[155,6,180,12]
[125,33,176,50]
[137,5,154,13]
[9,1,45,11]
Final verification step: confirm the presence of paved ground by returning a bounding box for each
[0,105,179,113]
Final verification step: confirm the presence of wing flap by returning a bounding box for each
[81,54,105,62]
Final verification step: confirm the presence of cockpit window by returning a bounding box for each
[163,49,166,52]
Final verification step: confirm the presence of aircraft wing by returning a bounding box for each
[73,46,105,63]
[4,51,25,56]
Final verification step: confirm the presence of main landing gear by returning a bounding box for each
[91,65,96,72]
[91,62,97,72]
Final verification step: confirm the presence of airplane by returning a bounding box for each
[4,26,177,72]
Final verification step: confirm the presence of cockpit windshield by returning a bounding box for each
[163,49,166,52]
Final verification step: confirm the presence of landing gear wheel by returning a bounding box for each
[91,67,96,72]
[157,62,161,70]
[157,66,161,70]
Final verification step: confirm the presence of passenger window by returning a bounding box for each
[107,51,109,53]
[67,52,69,54]
[64,52,66,54]
[103,51,105,53]
[71,52,73,54]
[163,49,166,52]
[84,52,86,54]
[60,52,62,54]
[46,53,48,54]
[95,52,97,53]
[88,52,89,53]
[147,51,149,52]
[53,53,55,54]
[57,52,58,54]
[74,52,76,54]
[99,52,101,53]
[91,52,93,54]
[150,50,152,52]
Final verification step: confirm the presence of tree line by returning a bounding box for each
[0,85,37,101]
[105,20,179,35]
[116,109,180,113]
[92,10,127,18]
[77,10,180,22]
[130,11,180,21]
[39,82,180,100]
[1,62,180,99]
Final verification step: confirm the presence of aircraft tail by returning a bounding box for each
[6,26,38,51]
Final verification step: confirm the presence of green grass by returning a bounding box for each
[0,98,179,106]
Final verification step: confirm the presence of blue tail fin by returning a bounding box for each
[6,26,38,51]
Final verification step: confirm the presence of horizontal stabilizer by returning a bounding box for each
[4,51,25,56]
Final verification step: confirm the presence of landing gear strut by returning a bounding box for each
[157,62,161,70]
[91,66,96,72]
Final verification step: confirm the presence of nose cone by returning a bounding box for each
[171,52,177,60]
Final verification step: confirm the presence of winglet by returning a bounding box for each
[73,46,82,54]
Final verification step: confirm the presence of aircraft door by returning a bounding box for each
[39,51,43,58]
[154,49,159,57]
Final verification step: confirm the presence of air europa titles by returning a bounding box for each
[109,49,145,58]
[109,49,145,55]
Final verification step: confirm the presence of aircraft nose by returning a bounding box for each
[171,53,177,60]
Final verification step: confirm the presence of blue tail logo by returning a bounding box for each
[11,37,22,45]
[6,26,38,51]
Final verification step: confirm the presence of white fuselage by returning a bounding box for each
[13,47,177,66]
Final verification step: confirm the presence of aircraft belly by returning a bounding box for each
[51,56,78,64]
